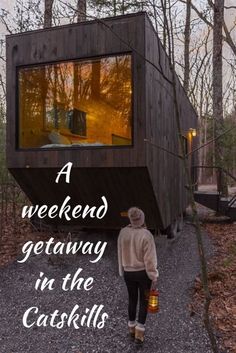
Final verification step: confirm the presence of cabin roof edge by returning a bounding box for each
[6,11,147,39]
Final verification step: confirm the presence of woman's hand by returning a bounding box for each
[151,280,157,290]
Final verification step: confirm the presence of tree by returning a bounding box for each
[44,0,54,28]
[183,0,191,93]
[77,0,86,21]
[179,0,236,56]
[213,0,228,195]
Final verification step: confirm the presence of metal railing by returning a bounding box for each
[193,165,236,208]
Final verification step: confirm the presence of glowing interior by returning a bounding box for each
[18,54,132,148]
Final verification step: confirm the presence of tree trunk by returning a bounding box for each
[161,2,219,350]
[199,75,204,183]
[77,0,86,22]
[151,0,158,30]
[113,0,117,16]
[213,0,228,196]
[163,0,168,50]
[74,1,87,109]
[183,0,191,93]
[43,0,54,135]
[121,0,125,15]
[44,0,54,28]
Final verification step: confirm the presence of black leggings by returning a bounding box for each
[124,270,152,325]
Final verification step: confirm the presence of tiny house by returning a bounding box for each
[6,12,197,233]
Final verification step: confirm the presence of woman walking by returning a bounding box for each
[118,207,159,344]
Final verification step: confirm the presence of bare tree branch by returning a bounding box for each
[224,6,236,9]
[0,74,6,98]
[223,20,236,56]
[0,12,13,34]
[187,125,236,157]
[144,139,183,159]
[58,0,173,85]
[178,0,212,28]
[179,0,236,56]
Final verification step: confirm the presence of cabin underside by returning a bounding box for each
[10,167,163,229]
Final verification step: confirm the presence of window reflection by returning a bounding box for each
[18,54,132,148]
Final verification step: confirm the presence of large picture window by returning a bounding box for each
[18,54,132,149]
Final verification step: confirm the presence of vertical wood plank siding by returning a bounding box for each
[145,15,197,228]
[6,13,197,229]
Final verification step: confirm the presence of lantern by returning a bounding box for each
[148,289,159,313]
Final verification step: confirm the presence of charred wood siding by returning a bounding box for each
[6,13,197,230]
[9,167,162,229]
[145,16,197,228]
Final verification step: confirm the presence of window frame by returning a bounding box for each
[16,51,134,151]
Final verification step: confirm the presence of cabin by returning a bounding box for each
[6,12,198,234]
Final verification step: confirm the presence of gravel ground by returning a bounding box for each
[0,223,218,353]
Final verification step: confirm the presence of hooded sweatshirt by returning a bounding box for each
[117,225,159,281]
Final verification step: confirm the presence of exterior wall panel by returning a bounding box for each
[6,13,197,229]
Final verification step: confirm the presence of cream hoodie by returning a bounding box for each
[118,225,159,281]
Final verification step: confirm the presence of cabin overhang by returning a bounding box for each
[9,166,163,229]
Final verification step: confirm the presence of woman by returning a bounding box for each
[118,207,159,344]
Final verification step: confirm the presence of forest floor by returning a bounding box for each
[0,202,235,353]
[191,204,236,353]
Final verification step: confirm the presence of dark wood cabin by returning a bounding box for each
[6,12,197,232]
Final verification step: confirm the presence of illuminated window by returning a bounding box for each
[18,54,132,149]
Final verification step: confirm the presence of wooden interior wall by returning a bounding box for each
[145,15,198,229]
[18,56,132,148]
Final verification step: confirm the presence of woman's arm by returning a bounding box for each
[143,232,159,281]
[117,232,124,276]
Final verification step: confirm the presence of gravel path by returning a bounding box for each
[0,223,217,353]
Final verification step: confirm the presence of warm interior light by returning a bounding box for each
[18,54,132,149]
[189,128,197,137]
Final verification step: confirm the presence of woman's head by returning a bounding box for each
[128,207,145,228]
